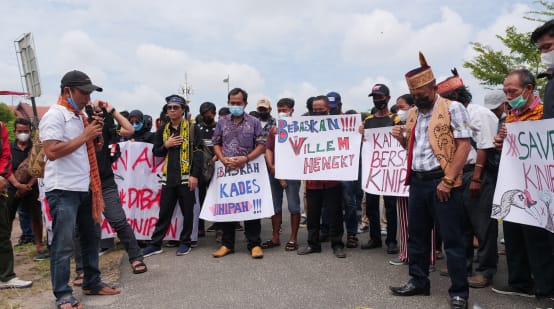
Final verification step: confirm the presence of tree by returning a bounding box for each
[0,102,16,142]
[463,1,553,92]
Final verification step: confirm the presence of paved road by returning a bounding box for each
[68,217,553,309]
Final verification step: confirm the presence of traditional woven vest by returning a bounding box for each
[404,97,462,187]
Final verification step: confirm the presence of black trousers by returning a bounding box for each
[221,220,261,251]
[365,193,397,245]
[463,169,498,279]
[0,194,15,282]
[504,220,554,297]
[306,185,344,250]
[150,184,195,246]
[407,176,468,299]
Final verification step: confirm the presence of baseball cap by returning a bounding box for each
[368,84,390,97]
[60,70,103,92]
[326,92,342,108]
[256,97,271,109]
[483,90,506,110]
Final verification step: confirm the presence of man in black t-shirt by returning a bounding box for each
[360,84,400,254]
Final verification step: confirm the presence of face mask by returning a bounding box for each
[414,96,433,109]
[68,96,80,112]
[229,106,244,117]
[16,133,30,142]
[541,50,554,68]
[203,117,214,124]
[373,99,387,110]
[311,111,328,116]
[329,108,339,115]
[258,111,270,120]
[508,90,528,109]
[397,109,408,122]
[133,122,144,131]
[278,112,291,118]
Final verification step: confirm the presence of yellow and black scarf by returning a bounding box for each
[162,120,191,183]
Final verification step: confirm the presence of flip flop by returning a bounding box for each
[72,273,84,287]
[131,260,147,274]
[82,282,121,296]
[261,240,281,249]
[285,241,298,251]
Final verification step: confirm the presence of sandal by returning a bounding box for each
[82,282,121,296]
[285,241,298,251]
[261,240,281,249]
[131,260,147,274]
[72,273,84,287]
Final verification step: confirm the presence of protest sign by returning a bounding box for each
[200,155,273,222]
[274,114,362,180]
[41,142,185,240]
[361,127,409,196]
[492,119,554,233]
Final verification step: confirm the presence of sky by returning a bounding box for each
[0,0,546,121]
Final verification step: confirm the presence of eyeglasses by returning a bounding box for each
[166,105,182,111]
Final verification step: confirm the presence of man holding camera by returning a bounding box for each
[41,70,120,309]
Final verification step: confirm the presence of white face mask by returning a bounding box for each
[16,133,30,142]
[541,50,554,68]
[396,109,409,122]
[278,112,291,118]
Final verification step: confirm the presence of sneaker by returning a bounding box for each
[33,251,48,261]
[176,244,191,256]
[0,277,32,289]
[164,240,179,248]
[99,247,111,257]
[491,285,534,298]
[299,217,307,228]
[206,223,217,232]
[143,245,163,257]
[389,257,407,265]
[190,241,198,248]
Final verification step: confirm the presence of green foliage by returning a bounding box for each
[526,0,554,22]
[463,26,544,91]
[0,102,16,142]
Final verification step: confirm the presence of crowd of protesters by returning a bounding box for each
[2,19,554,309]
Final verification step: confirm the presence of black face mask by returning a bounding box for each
[329,108,340,115]
[258,111,270,120]
[311,111,328,116]
[414,96,433,109]
[203,117,214,125]
[373,99,387,110]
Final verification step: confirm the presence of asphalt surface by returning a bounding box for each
[65,217,553,309]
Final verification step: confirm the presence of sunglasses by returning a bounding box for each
[166,105,182,111]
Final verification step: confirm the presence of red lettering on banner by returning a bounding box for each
[119,188,126,206]
[42,197,52,221]
[128,217,159,237]
[132,147,152,171]
[101,218,115,234]
[127,188,161,210]
[113,149,128,171]
[165,217,179,239]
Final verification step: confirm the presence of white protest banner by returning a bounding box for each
[492,119,554,233]
[200,155,273,222]
[41,142,185,240]
[274,114,362,180]
[361,127,409,196]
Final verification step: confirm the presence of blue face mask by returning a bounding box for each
[67,96,80,112]
[133,122,144,131]
[229,106,244,117]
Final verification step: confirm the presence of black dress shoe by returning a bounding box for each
[389,282,430,296]
[361,239,382,250]
[450,296,467,309]
[333,247,346,258]
[297,246,322,255]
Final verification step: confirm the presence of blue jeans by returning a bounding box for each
[46,190,101,305]
[341,181,362,236]
[270,176,301,214]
